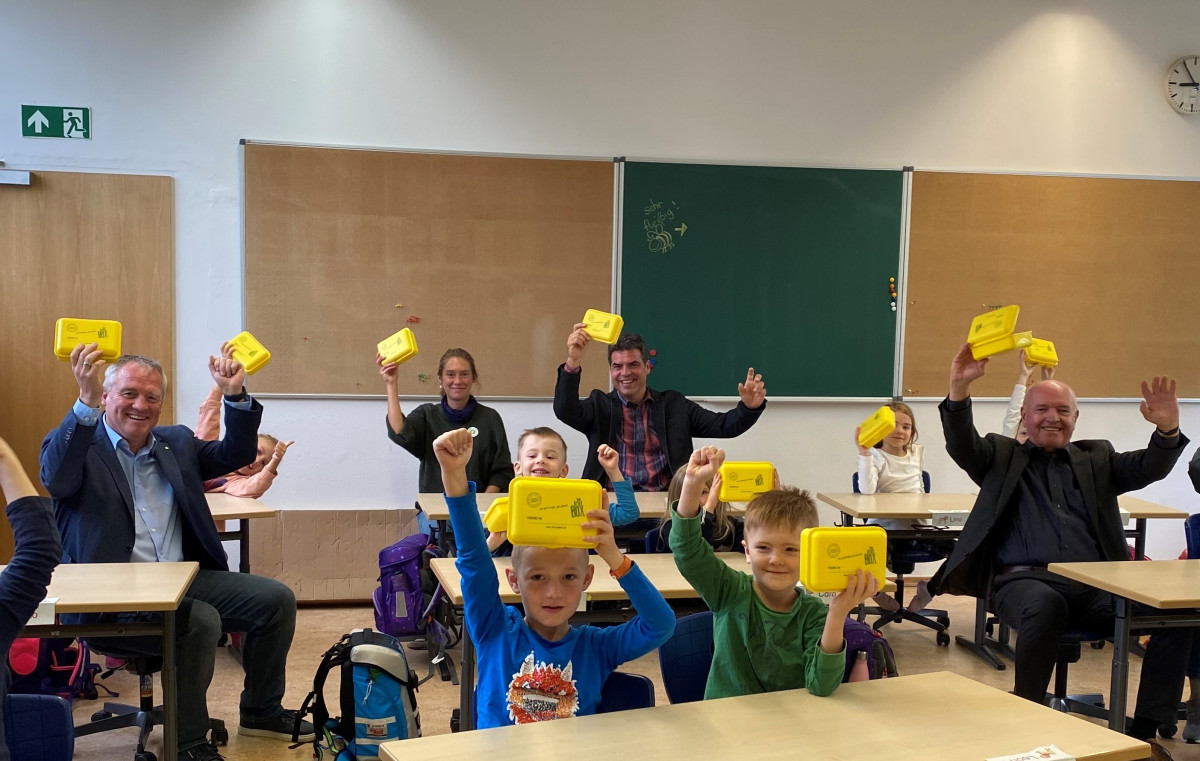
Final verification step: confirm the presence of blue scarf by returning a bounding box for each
[441,394,478,424]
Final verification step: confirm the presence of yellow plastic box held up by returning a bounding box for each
[227,331,272,375]
[377,327,419,367]
[799,525,888,593]
[857,405,896,449]
[483,497,510,533]
[717,461,775,503]
[506,477,605,548]
[54,318,122,360]
[967,305,1034,360]
[1025,338,1059,367]
[581,309,624,345]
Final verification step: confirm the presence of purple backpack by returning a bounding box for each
[374,533,432,637]
[841,618,898,681]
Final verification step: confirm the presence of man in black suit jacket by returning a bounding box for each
[933,343,1190,759]
[40,343,312,761]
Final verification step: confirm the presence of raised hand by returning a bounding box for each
[377,352,399,384]
[209,352,245,396]
[737,367,766,409]
[272,440,294,466]
[70,342,106,407]
[433,428,474,470]
[854,426,870,456]
[705,473,723,511]
[1139,376,1180,433]
[949,343,988,401]
[1015,349,1033,386]
[565,322,591,370]
[829,568,880,619]
[581,509,622,568]
[596,444,621,478]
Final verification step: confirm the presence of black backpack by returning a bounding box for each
[294,629,421,760]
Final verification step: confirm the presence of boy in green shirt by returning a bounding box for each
[669,446,877,698]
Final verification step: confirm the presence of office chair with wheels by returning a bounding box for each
[1045,629,1110,720]
[75,654,228,761]
[852,471,951,646]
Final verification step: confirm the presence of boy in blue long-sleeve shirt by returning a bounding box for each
[0,436,62,761]
[434,428,674,728]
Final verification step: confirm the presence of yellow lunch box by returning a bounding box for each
[1025,338,1059,367]
[967,305,1033,360]
[483,497,510,533]
[227,331,272,374]
[377,327,419,366]
[799,525,888,593]
[857,405,896,449]
[54,318,122,360]
[582,309,624,344]
[970,330,1033,360]
[506,477,605,548]
[717,461,774,503]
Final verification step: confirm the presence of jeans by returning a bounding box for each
[86,569,297,749]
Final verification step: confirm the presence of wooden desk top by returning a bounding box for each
[1049,559,1200,609]
[418,491,669,522]
[430,553,746,604]
[816,492,977,519]
[205,492,277,521]
[378,671,1146,761]
[1116,494,1188,520]
[3,561,200,614]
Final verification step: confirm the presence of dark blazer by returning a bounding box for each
[553,364,766,485]
[931,397,1187,598]
[40,401,262,572]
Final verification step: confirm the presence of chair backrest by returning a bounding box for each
[1186,513,1200,560]
[597,671,656,713]
[851,471,931,494]
[4,694,74,761]
[657,610,714,704]
[644,525,667,554]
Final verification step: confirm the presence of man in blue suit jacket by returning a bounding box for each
[40,344,312,761]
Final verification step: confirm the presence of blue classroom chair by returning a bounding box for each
[4,693,74,761]
[658,611,714,704]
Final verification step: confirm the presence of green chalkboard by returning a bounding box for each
[620,161,904,398]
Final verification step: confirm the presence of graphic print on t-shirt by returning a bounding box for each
[506,652,579,723]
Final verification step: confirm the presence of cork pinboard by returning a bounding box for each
[903,171,1200,399]
[243,143,614,397]
[0,171,174,561]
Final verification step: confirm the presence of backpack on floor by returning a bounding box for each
[6,637,107,702]
[295,628,421,761]
[373,533,428,637]
[841,618,899,681]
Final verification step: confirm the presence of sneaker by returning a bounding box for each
[872,592,900,613]
[906,581,934,613]
[179,742,224,761]
[1184,700,1200,743]
[238,709,316,742]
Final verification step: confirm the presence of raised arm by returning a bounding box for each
[1110,376,1188,493]
[40,342,106,498]
[378,353,407,437]
[940,344,995,484]
[553,324,599,434]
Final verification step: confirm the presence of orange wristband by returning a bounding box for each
[609,555,634,580]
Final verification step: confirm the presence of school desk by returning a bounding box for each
[1049,558,1200,731]
[16,561,199,761]
[205,492,276,574]
[417,491,669,554]
[377,670,1149,761]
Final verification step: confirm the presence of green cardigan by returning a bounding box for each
[669,506,845,699]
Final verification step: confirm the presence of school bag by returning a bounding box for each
[373,533,428,637]
[6,637,107,701]
[294,628,421,761]
[841,618,898,681]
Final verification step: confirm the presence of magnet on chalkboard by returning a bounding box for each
[649,349,657,357]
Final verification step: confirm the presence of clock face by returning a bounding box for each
[1166,56,1200,114]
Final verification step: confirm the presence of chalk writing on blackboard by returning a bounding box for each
[642,199,686,254]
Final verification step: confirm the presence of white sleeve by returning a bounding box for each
[857,451,880,494]
[1001,383,1026,438]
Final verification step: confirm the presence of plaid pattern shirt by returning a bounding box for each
[617,396,669,491]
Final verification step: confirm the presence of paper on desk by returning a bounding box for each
[986,745,1074,761]
[25,597,57,627]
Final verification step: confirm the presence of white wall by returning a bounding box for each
[4,1,1200,559]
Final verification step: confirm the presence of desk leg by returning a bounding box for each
[1133,518,1147,561]
[163,610,178,761]
[239,519,250,574]
[460,622,476,731]
[841,511,853,528]
[1109,597,1131,732]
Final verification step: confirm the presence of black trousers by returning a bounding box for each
[992,569,1194,725]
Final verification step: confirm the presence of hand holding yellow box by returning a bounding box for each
[506,477,605,548]
[377,327,419,366]
[581,309,624,344]
[856,406,896,449]
[227,331,272,374]
[54,318,122,360]
[967,306,1034,360]
[800,526,888,593]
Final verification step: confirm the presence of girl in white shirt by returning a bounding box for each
[855,402,943,614]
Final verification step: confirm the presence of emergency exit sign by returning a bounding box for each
[22,105,91,139]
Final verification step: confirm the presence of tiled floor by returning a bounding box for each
[69,594,1197,760]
